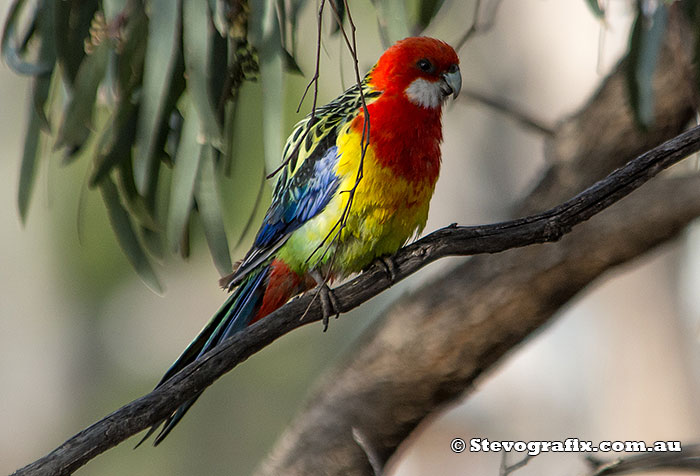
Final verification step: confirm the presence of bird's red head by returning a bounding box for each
[370,37,461,109]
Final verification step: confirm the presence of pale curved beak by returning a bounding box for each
[441,67,462,100]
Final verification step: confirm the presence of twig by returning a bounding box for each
[499,452,534,476]
[295,0,324,118]
[586,444,700,475]
[462,88,555,136]
[455,0,504,52]
[304,0,370,270]
[11,124,700,476]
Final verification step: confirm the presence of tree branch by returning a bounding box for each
[255,10,700,475]
[256,175,700,476]
[12,127,700,476]
[12,8,700,476]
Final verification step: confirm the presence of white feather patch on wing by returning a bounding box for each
[405,78,443,109]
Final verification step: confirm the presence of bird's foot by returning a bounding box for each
[318,284,340,332]
[310,271,340,332]
[375,255,398,284]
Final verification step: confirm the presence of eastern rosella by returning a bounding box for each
[143,36,461,444]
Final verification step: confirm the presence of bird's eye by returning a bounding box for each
[447,63,459,74]
[417,58,434,73]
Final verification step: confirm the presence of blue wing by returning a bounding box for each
[221,80,382,290]
[222,143,341,289]
[257,144,340,244]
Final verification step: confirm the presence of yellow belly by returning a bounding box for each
[277,125,436,276]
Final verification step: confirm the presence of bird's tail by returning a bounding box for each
[138,259,311,446]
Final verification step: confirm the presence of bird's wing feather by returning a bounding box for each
[222,80,381,289]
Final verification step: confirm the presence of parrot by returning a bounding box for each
[141,36,461,445]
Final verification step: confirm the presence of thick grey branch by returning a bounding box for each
[586,444,700,475]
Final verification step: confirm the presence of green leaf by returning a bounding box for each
[277,0,305,59]
[90,0,158,205]
[133,0,183,195]
[251,0,285,174]
[371,0,411,46]
[330,0,346,35]
[584,0,605,19]
[208,21,228,114]
[115,0,148,95]
[115,159,159,232]
[54,0,99,86]
[55,39,111,154]
[166,100,203,251]
[218,79,270,249]
[30,1,58,131]
[90,96,138,186]
[17,1,58,220]
[1,0,55,76]
[99,176,163,294]
[182,0,223,148]
[282,48,303,75]
[416,0,446,31]
[90,103,161,233]
[221,95,239,175]
[626,4,668,128]
[17,73,52,221]
[195,145,232,275]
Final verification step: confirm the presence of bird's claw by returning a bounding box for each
[376,255,398,284]
[318,284,340,332]
[310,270,340,331]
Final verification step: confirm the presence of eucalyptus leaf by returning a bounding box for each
[254,0,285,174]
[166,100,204,251]
[208,22,228,117]
[54,0,99,86]
[31,0,58,131]
[90,91,138,186]
[17,74,51,221]
[282,48,303,75]
[55,39,110,154]
[115,0,148,95]
[416,0,446,31]
[627,4,668,128]
[195,145,232,275]
[99,176,163,294]
[278,0,305,58]
[371,0,411,47]
[584,0,605,19]
[182,0,223,148]
[222,95,238,175]
[1,0,54,76]
[16,1,59,220]
[115,158,159,232]
[330,0,345,35]
[133,0,183,195]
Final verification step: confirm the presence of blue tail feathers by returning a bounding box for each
[137,264,271,446]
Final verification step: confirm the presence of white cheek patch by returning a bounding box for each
[405,78,443,109]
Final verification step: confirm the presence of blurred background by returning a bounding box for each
[1,0,699,475]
